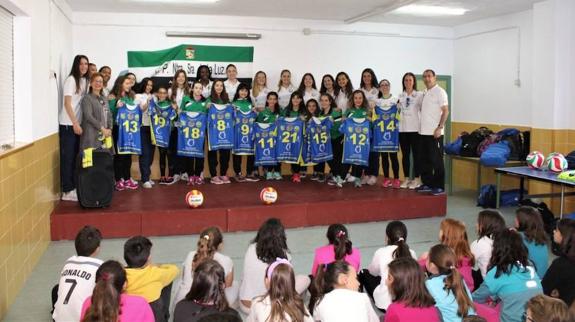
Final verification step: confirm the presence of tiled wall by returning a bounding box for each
[0,134,59,319]
[451,122,575,214]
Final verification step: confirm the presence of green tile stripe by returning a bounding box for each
[127,44,254,67]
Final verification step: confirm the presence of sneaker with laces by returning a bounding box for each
[221,176,231,184]
[346,175,356,183]
[392,179,401,189]
[381,178,392,188]
[367,175,378,186]
[195,176,204,185]
[181,173,189,181]
[246,174,260,182]
[115,180,125,191]
[354,178,362,188]
[129,178,138,187]
[415,185,432,193]
[235,175,247,183]
[310,173,320,181]
[431,188,445,195]
[163,177,175,185]
[360,175,369,185]
[125,179,138,190]
[408,177,422,190]
[335,176,344,188]
[172,174,181,184]
[210,176,224,185]
[266,172,273,180]
[273,172,282,180]
[327,176,336,186]
[159,177,166,184]
[62,189,78,201]
[318,174,326,183]
[300,172,307,179]
[143,181,153,189]
[292,173,301,183]
[400,179,411,189]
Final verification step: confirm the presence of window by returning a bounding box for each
[0,6,13,150]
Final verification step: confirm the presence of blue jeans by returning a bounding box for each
[59,125,79,193]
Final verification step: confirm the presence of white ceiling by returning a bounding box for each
[66,0,542,26]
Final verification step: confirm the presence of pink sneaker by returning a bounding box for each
[188,176,195,185]
[115,180,125,191]
[210,176,224,185]
[220,176,231,184]
[129,178,138,186]
[125,179,138,190]
[195,176,204,185]
[392,179,401,189]
[381,178,392,188]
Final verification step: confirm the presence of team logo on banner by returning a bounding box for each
[185,46,195,59]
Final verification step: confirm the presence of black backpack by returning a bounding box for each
[504,131,530,161]
[460,127,493,157]
[566,150,575,170]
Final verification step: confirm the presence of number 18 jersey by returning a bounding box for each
[177,112,207,158]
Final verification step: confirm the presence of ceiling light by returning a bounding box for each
[393,4,468,16]
[122,0,220,4]
[166,31,261,39]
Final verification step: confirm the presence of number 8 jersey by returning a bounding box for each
[177,112,207,158]
[207,103,235,151]
[372,104,400,152]
[340,117,371,166]
[116,101,143,154]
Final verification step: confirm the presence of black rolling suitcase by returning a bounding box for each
[76,149,114,208]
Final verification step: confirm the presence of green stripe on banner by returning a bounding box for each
[127,44,254,67]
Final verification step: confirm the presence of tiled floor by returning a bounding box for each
[2,191,517,321]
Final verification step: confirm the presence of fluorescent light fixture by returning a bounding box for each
[122,0,220,4]
[393,4,468,16]
[166,31,261,39]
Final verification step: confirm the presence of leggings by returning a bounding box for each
[208,149,231,177]
[381,152,399,179]
[399,132,421,178]
[113,125,132,181]
[233,154,255,175]
[266,164,280,172]
[327,136,344,177]
[181,157,204,177]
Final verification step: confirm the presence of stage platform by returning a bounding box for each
[50,179,446,241]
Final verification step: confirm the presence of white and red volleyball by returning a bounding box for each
[526,151,545,169]
[260,187,278,205]
[186,190,204,208]
[547,154,568,173]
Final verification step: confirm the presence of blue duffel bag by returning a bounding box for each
[480,140,510,167]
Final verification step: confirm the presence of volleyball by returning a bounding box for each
[185,190,204,208]
[260,187,278,205]
[526,151,545,169]
[547,154,568,173]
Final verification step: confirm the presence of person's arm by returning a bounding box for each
[225,267,234,288]
[367,249,381,276]
[541,259,561,296]
[155,264,180,287]
[472,280,493,303]
[433,105,449,139]
[63,77,83,135]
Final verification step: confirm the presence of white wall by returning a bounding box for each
[453,10,533,126]
[72,12,453,97]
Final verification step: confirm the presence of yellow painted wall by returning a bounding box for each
[451,122,575,214]
[0,134,59,319]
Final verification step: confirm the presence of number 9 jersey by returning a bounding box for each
[340,117,371,166]
[116,101,143,154]
[177,112,207,158]
[372,104,400,152]
[233,109,257,155]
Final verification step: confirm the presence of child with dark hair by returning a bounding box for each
[174,260,241,322]
[174,227,238,306]
[257,91,281,180]
[543,218,575,306]
[53,225,103,322]
[384,257,440,322]
[239,218,310,314]
[311,224,361,277]
[515,206,549,276]
[473,229,543,322]
[124,236,179,322]
[359,220,416,310]
[248,259,313,322]
[425,244,476,321]
[470,210,506,279]
[81,260,154,322]
[310,261,378,322]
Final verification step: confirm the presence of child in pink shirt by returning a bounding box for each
[81,260,154,322]
[311,224,361,276]
[384,257,440,322]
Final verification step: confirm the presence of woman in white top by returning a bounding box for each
[135,78,155,189]
[196,65,213,98]
[175,227,239,307]
[359,221,416,311]
[277,69,296,110]
[359,68,379,107]
[59,54,90,202]
[470,209,506,278]
[334,72,353,113]
[397,72,425,189]
[311,261,379,322]
[240,218,310,314]
[298,73,320,104]
[224,64,241,100]
[320,74,336,98]
[247,258,313,322]
[251,71,270,110]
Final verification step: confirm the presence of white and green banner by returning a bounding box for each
[127,44,254,85]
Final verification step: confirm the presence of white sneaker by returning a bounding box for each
[346,175,356,183]
[62,189,78,202]
[173,174,181,183]
[367,175,378,186]
[143,181,153,189]
[181,173,189,181]
[361,176,370,185]
[149,180,156,186]
[408,177,422,189]
[400,179,411,189]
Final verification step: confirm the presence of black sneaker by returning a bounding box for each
[431,188,445,195]
[415,185,432,193]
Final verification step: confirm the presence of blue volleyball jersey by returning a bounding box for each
[149,99,176,148]
[276,117,304,164]
[254,123,278,166]
[233,109,257,155]
[207,103,235,151]
[307,117,334,163]
[340,117,371,166]
[177,112,207,158]
[372,104,400,152]
[116,102,143,154]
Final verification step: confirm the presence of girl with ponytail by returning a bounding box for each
[359,220,417,310]
[175,227,239,306]
[81,260,153,322]
[310,261,379,322]
[311,224,361,276]
[425,244,476,321]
